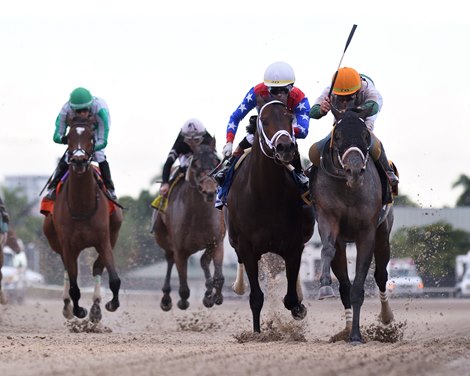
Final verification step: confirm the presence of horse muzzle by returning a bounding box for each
[274,141,296,164]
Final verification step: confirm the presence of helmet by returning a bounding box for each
[182,118,206,139]
[69,87,93,109]
[332,67,361,96]
[263,61,295,87]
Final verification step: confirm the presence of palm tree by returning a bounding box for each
[453,174,470,206]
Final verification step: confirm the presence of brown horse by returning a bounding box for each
[226,100,315,332]
[43,115,123,322]
[154,138,225,311]
[310,109,394,344]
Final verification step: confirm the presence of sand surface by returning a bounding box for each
[0,286,469,376]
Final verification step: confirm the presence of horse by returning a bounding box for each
[43,115,123,322]
[154,137,225,311]
[0,229,7,304]
[309,109,394,344]
[226,100,315,333]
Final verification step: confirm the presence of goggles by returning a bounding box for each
[268,85,292,96]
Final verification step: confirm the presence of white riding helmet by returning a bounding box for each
[182,118,206,144]
[263,61,295,87]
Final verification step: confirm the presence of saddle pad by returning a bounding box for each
[151,173,184,213]
[39,181,116,216]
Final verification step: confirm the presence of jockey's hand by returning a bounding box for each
[222,142,233,158]
[0,209,9,224]
[320,97,331,115]
[159,183,170,196]
[61,135,68,144]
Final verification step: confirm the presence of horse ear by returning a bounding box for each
[211,136,216,149]
[358,106,373,121]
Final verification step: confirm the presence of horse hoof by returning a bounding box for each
[291,303,307,321]
[177,300,189,310]
[318,286,335,299]
[160,300,172,312]
[89,303,102,323]
[105,300,120,312]
[350,339,364,346]
[214,294,224,305]
[74,307,88,319]
[203,295,215,308]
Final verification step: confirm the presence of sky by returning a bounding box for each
[1,0,470,208]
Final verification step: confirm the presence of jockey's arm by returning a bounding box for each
[226,87,257,144]
[94,108,110,151]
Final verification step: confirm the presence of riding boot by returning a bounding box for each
[214,145,245,186]
[214,155,236,186]
[291,153,310,193]
[45,158,69,200]
[376,144,399,191]
[99,160,117,200]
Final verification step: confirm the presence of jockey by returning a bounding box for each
[158,118,214,197]
[45,87,117,200]
[0,196,9,233]
[214,61,311,191]
[309,67,399,190]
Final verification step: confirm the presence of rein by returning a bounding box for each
[257,100,295,162]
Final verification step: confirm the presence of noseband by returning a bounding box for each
[257,101,295,161]
[68,126,95,170]
[186,153,218,194]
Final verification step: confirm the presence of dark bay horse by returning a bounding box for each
[309,109,394,344]
[226,100,315,333]
[43,115,123,322]
[154,138,225,311]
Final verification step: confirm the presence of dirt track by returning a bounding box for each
[0,287,469,376]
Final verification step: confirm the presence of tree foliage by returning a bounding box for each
[452,174,470,206]
[391,221,470,286]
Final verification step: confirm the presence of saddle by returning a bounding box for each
[39,167,118,216]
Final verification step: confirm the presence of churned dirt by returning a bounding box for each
[0,285,469,376]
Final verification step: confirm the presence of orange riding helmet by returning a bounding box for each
[332,67,362,96]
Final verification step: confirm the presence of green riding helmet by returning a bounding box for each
[69,87,93,110]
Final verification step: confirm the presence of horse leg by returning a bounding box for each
[318,217,338,299]
[374,226,394,325]
[330,242,353,338]
[161,254,174,312]
[89,257,104,323]
[212,243,225,305]
[244,256,264,333]
[99,243,121,312]
[200,249,215,308]
[174,253,190,310]
[232,263,247,295]
[62,253,88,319]
[283,251,307,321]
[0,270,6,305]
[349,233,375,344]
[62,271,74,319]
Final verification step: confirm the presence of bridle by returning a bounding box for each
[186,150,219,195]
[321,117,371,179]
[67,124,96,173]
[257,100,295,163]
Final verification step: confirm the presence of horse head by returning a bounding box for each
[66,115,96,174]
[257,100,296,164]
[188,137,220,202]
[331,109,371,188]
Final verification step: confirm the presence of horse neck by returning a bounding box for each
[249,140,294,195]
[66,167,98,211]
